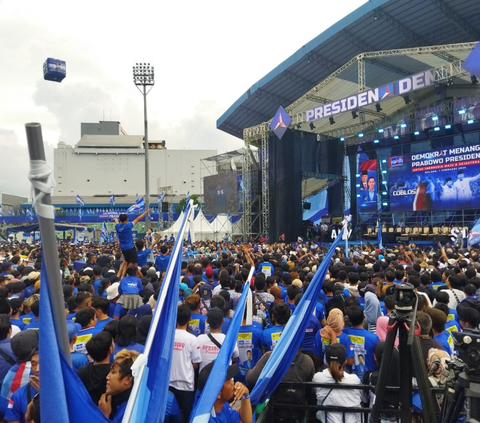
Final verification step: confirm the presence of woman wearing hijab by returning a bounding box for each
[314,308,354,370]
[313,343,362,423]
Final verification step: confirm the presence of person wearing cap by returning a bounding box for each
[106,282,120,317]
[4,348,39,423]
[170,305,201,421]
[196,362,252,423]
[67,321,89,371]
[197,308,239,372]
[313,343,361,423]
[359,170,368,190]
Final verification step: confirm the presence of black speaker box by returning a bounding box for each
[161,202,169,212]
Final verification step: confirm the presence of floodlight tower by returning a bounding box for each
[133,63,154,232]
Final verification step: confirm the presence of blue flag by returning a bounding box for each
[109,195,115,206]
[101,222,108,242]
[122,206,192,423]
[377,219,383,250]
[248,227,345,406]
[190,279,251,423]
[126,197,145,214]
[463,40,480,77]
[39,256,110,423]
[78,208,82,222]
[157,192,165,204]
[76,195,85,207]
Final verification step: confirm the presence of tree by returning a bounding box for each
[175,194,201,214]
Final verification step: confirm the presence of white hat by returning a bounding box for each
[106,282,120,300]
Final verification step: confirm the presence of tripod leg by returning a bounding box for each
[443,382,465,423]
[410,336,437,423]
[370,320,398,422]
[398,322,412,423]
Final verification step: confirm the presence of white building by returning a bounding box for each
[53,122,217,199]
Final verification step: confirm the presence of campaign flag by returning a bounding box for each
[248,225,345,406]
[78,208,82,222]
[26,209,34,222]
[377,219,383,250]
[156,192,165,204]
[122,206,192,423]
[101,222,108,243]
[463,40,480,77]
[39,256,110,423]
[109,195,115,206]
[126,197,145,214]
[191,270,253,423]
[76,195,85,207]
[136,193,139,202]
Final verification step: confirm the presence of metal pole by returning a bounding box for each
[25,122,71,365]
[143,85,150,234]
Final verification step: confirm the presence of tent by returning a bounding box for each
[161,211,184,237]
[192,209,214,241]
[211,215,233,241]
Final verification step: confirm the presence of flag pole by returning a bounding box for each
[25,123,71,365]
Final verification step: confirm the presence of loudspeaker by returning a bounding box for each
[303,202,311,210]
[161,202,169,212]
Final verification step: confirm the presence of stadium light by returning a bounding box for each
[375,103,382,112]
[382,159,387,163]
[133,62,155,233]
[378,128,384,133]
[356,173,360,177]
[340,136,345,141]
[329,117,335,125]
[382,181,387,185]
[373,139,380,144]
[445,124,452,129]
[414,131,420,135]
[400,123,407,128]
[459,109,466,115]
[382,191,387,195]
[434,126,440,131]
[358,132,364,138]
[382,170,387,174]
[393,135,399,139]
[382,202,388,206]
[357,194,361,198]
[356,184,360,187]
[432,115,438,121]
[468,119,474,124]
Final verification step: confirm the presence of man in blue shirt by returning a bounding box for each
[343,306,379,380]
[155,245,171,274]
[114,209,151,275]
[67,322,89,371]
[257,254,274,277]
[73,308,99,355]
[136,236,161,268]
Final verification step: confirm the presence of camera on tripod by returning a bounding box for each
[393,282,416,312]
[451,330,480,380]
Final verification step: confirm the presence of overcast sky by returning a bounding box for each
[0,0,366,196]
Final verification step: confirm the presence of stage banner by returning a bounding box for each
[414,104,445,131]
[388,144,480,211]
[97,211,120,219]
[454,97,480,124]
[357,159,378,212]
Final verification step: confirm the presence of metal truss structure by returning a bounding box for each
[242,42,478,239]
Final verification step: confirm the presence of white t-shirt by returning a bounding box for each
[313,370,362,423]
[170,329,202,391]
[197,332,239,372]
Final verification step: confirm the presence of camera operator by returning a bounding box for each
[457,304,480,331]
[417,312,443,365]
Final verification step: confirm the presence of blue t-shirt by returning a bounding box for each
[118,276,143,295]
[155,254,171,273]
[114,342,145,356]
[71,351,89,372]
[137,248,152,267]
[433,331,454,355]
[262,326,284,352]
[192,399,240,423]
[24,320,40,330]
[10,318,26,331]
[445,320,461,334]
[74,327,100,354]
[96,317,114,331]
[189,313,207,336]
[115,222,134,251]
[237,325,263,383]
[20,313,34,326]
[303,314,321,352]
[447,308,459,323]
[4,383,37,423]
[257,262,274,277]
[93,278,102,295]
[314,303,325,321]
[343,327,380,380]
[314,331,354,362]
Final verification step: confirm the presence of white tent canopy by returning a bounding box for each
[192,209,214,241]
[160,211,184,236]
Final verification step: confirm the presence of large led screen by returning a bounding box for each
[388,144,480,211]
[203,172,239,214]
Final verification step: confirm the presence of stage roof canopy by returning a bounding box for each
[217,0,480,139]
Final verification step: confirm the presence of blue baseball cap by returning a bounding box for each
[66,321,78,340]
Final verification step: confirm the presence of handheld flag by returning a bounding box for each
[109,195,115,206]
[78,208,82,222]
[377,219,383,250]
[248,220,346,406]
[156,192,165,204]
[463,40,480,77]
[191,269,253,423]
[26,209,34,222]
[126,197,145,214]
[184,191,190,211]
[122,204,193,423]
[76,195,85,207]
[39,256,110,423]
[101,222,109,243]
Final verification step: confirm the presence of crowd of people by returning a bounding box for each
[0,212,478,422]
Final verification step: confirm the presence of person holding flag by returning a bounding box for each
[114,208,151,275]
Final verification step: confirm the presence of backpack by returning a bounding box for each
[271,354,306,420]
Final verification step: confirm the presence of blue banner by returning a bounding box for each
[388,144,480,211]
